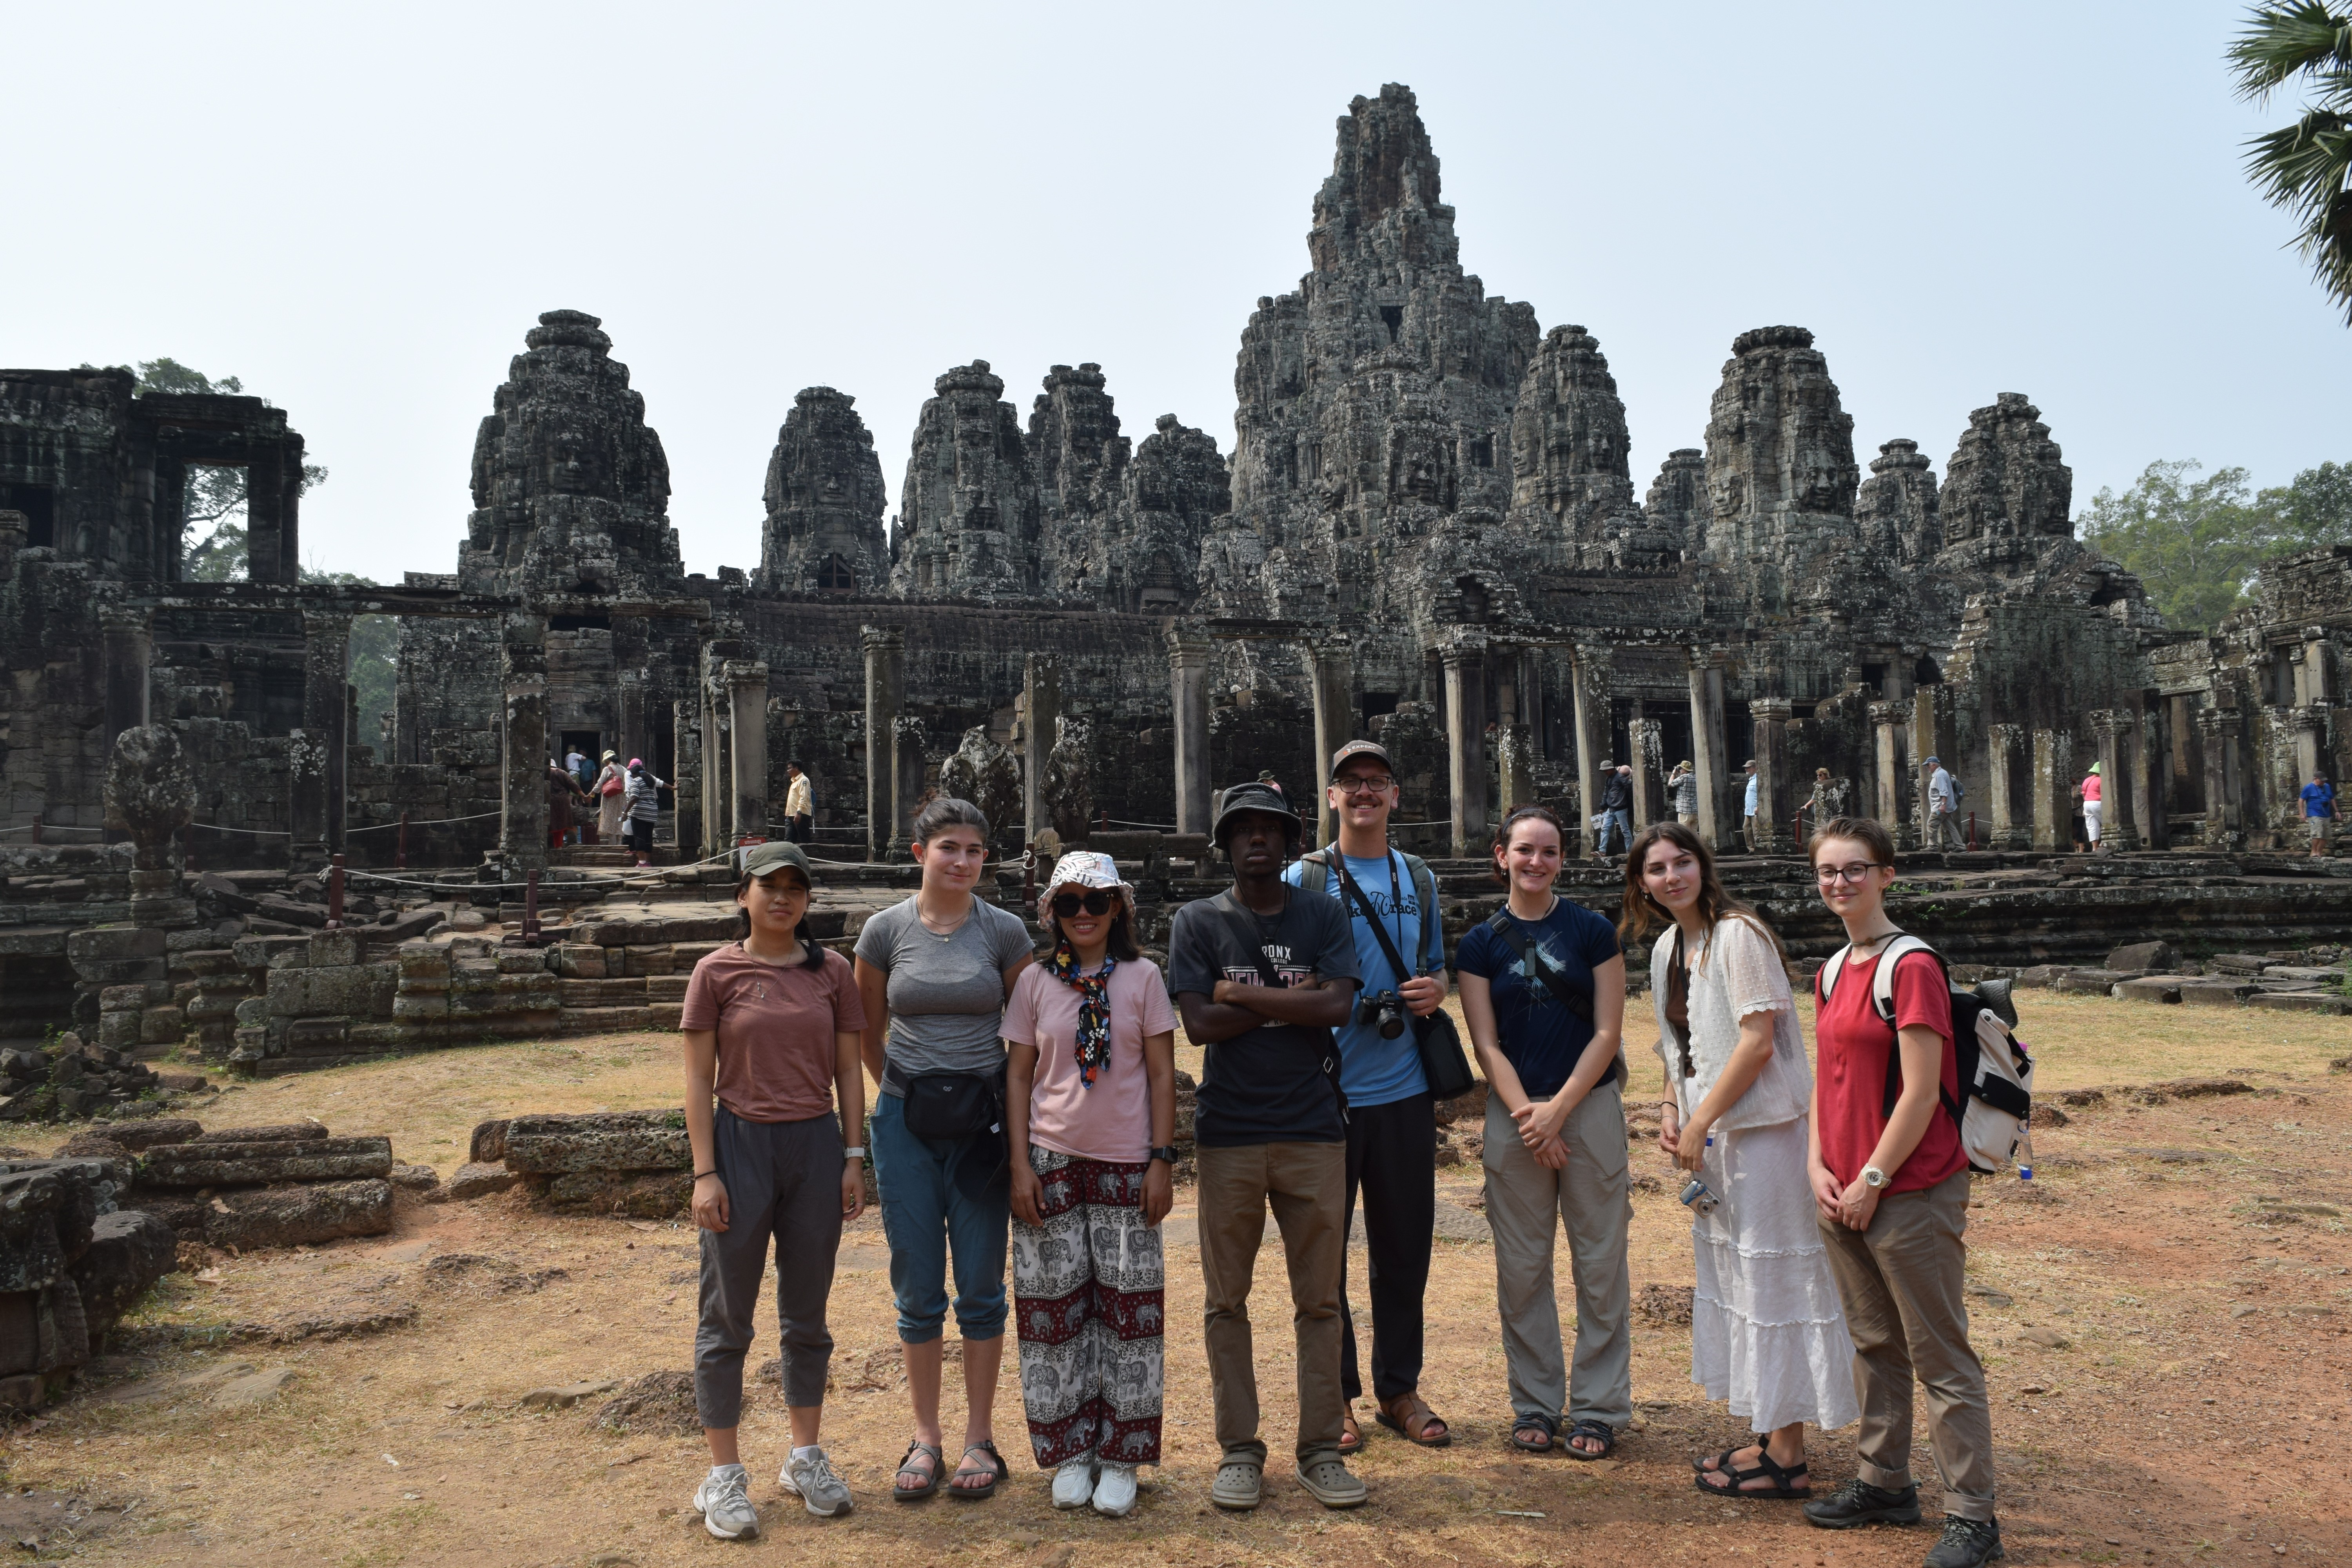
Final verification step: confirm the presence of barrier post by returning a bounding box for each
[325,853,345,930]
[1969,811,1978,851]
[396,811,410,870]
[523,867,541,944]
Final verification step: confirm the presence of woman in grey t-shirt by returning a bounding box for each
[854,797,1034,1503]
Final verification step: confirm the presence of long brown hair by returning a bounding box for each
[1617,819,1784,960]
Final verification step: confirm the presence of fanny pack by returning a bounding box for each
[884,1056,1007,1143]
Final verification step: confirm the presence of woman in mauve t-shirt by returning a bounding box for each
[1002,851,1176,1519]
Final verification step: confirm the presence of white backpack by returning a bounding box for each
[1817,935,2034,1176]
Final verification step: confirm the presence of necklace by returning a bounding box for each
[917,898,971,942]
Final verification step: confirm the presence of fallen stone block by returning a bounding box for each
[2248,991,2352,1015]
[519,1377,619,1410]
[2210,953,2269,975]
[2112,976,2182,1004]
[2055,968,2130,996]
[531,1168,693,1218]
[439,1162,521,1202]
[501,1110,689,1174]
[193,1123,329,1143]
[2175,980,2256,1006]
[194,1179,395,1249]
[2105,940,2179,973]
[2014,965,2069,989]
[56,1119,202,1156]
[468,1120,510,1163]
[137,1137,394,1188]
[389,1163,441,1192]
[69,1210,178,1331]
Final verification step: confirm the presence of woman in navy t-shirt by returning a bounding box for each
[1456,804,1631,1461]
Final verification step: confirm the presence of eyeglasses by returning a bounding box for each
[1333,776,1396,797]
[1815,863,1888,886]
[1051,890,1117,918]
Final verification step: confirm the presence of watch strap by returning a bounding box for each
[1147,1145,1181,1165]
[843,1145,867,1159]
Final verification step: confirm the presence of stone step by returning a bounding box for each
[137,1135,395,1187]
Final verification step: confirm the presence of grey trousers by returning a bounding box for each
[1818,1167,1996,1520]
[1482,1077,1633,1431]
[693,1106,845,1427]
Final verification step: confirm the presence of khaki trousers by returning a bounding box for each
[1194,1140,1348,1466]
[1818,1168,1996,1520]
[1482,1079,1634,1431]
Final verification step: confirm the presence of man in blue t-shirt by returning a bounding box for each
[1285,740,1452,1454]
[2304,773,2337,858]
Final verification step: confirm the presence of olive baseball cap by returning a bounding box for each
[740,840,816,884]
[1328,739,1394,778]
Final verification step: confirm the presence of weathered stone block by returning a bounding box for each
[283,1018,348,1050]
[534,1168,693,1217]
[185,991,245,1023]
[557,978,646,1008]
[2176,980,2256,1007]
[194,1179,395,1249]
[232,934,311,971]
[468,1120,510,1163]
[56,1119,200,1155]
[306,931,361,969]
[643,975,688,1004]
[194,1123,329,1143]
[265,964,397,1020]
[67,927,166,965]
[501,1109,689,1174]
[137,1006,185,1045]
[2112,977,2182,1004]
[98,984,156,1013]
[553,944,606,979]
[622,946,675,977]
[96,1013,140,1051]
[2248,991,2352,1015]
[70,1210,176,1327]
[233,997,269,1027]
[441,1161,521,1201]
[2105,940,2178,973]
[138,1136,393,1188]
[74,958,168,987]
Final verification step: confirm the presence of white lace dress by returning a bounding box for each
[1652,917,1861,1435]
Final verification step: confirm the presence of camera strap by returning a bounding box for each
[1333,853,1423,1006]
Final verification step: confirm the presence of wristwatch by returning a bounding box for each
[843,1145,867,1160]
[1148,1145,1181,1166]
[1862,1165,1890,1189]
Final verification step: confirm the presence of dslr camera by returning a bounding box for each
[1354,990,1408,1040]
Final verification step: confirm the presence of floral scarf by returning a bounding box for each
[1049,938,1117,1088]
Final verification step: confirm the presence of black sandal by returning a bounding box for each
[1693,1445,1742,1475]
[892,1440,944,1502]
[1564,1418,1617,1460]
[1509,1412,1559,1454]
[947,1440,1007,1501]
[1693,1447,1809,1499]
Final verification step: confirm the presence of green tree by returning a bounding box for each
[2254,458,2352,548]
[119,358,330,576]
[2229,3,2352,323]
[2077,460,2278,630]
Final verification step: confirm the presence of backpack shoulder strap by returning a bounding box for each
[1816,943,1855,1001]
[1869,935,1936,1024]
[1402,852,1439,966]
[1298,849,1329,897]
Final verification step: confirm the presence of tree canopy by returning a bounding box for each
[2229,3,2352,323]
[2077,456,2352,631]
[113,359,330,578]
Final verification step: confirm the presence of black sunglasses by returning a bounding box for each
[1050,889,1117,918]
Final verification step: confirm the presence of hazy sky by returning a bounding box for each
[9,2,2347,584]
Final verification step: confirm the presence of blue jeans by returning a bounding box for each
[1602,808,1633,855]
[870,1091,1011,1344]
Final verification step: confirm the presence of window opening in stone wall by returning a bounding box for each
[1137,552,1181,612]
[816,553,856,595]
[1456,578,1489,622]
[0,483,55,549]
[1469,436,1494,469]
[1379,305,1403,343]
[560,729,601,765]
[1362,692,1400,725]
[181,463,252,581]
[1861,662,1888,694]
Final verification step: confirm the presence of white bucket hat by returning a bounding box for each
[1036,850,1136,938]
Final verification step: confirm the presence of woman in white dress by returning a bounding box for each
[1620,820,1860,1499]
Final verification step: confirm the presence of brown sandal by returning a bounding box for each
[1338,1408,1363,1456]
[1376,1391,1452,1448]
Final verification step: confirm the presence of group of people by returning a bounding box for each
[673,744,2005,1568]
[548,748,665,864]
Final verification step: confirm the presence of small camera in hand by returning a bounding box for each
[1678,1176,1719,1216]
[1354,990,1408,1040]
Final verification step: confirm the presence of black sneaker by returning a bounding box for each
[1803,1477,1923,1529]
[1923,1515,2003,1567]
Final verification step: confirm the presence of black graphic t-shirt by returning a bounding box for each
[1168,887,1361,1147]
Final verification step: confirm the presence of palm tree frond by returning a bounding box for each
[2229,2,2352,100]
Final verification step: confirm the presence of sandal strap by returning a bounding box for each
[1513,1411,1559,1437]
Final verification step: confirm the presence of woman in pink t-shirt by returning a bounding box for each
[1003,851,1177,1518]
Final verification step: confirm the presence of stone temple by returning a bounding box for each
[2,83,2348,1066]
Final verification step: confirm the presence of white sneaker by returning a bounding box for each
[692,1465,759,1539]
[1091,1462,1138,1517]
[1051,1458,1096,1510]
[780,1446,853,1517]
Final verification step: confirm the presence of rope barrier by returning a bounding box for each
[191,822,291,837]
[347,811,501,833]
[0,824,105,837]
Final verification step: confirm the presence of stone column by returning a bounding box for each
[616,670,647,776]
[1686,653,1729,853]
[2291,705,2326,801]
[1573,648,1608,857]
[1442,632,1488,859]
[2303,632,2333,704]
[1627,716,1661,831]
[671,698,702,857]
[699,648,725,859]
[289,611,350,869]
[725,659,769,844]
[1309,635,1352,848]
[100,607,152,751]
[2196,707,2234,849]
[1986,724,2024,849]
[1022,654,1060,849]
[891,715,927,857]
[2088,709,2136,849]
[2030,728,2073,853]
[2137,698,2170,851]
[1751,697,1791,853]
[499,613,550,871]
[1869,701,1910,847]
[862,626,904,862]
[245,444,290,584]
[1497,724,1537,820]
[1168,624,1213,839]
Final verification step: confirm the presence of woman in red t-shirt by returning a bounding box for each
[1800,817,2000,1565]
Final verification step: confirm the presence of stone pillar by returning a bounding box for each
[1310,635,1353,848]
[1168,625,1213,839]
[725,659,769,844]
[671,698,702,857]
[1986,723,2024,850]
[1687,653,1729,853]
[2088,709,2135,849]
[499,613,550,870]
[2138,698,2170,851]
[2196,707,2235,849]
[1022,654,1060,849]
[2291,705,2326,802]
[1496,724,1537,820]
[1442,632,1488,859]
[2303,632,2333,704]
[862,626,904,862]
[891,715,927,857]
[245,444,290,585]
[699,648,726,860]
[1751,697,1791,853]
[616,670,647,776]
[1573,648,1608,857]
[100,608,152,751]
[1870,701,1910,847]
[287,611,350,869]
[1627,716,1661,831]
[2030,728,2073,854]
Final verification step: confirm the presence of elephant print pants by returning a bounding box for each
[1012,1147,1165,1468]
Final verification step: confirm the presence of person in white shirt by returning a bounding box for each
[785,763,815,844]
[1924,758,1964,851]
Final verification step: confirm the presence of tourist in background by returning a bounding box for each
[1926,757,1964,851]
[1287,741,1452,1455]
[546,758,586,849]
[855,797,1035,1503]
[1670,760,1700,828]
[1597,763,1634,860]
[1169,780,1364,1513]
[785,762,815,844]
[1741,759,1760,852]
[1003,851,1177,1518]
[2080,763,2105,851]
[594,750,627,844]
[1802,816,2000,1567]
[2303,770,2337,857]
[1622,821,1858,1500]
[1806,769,1839,840]
[624,758,666,867]
[681,841,868,1535]
[1456,804,1632,1461]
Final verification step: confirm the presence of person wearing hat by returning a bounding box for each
[1002,851,1179,1517]
[1167,780,1364,1513]
[1598,762,1635,860]
[624,757,668,867]
[1669,760,1700,828]
[1287,740,1451,1455]
[2080,761,2105,851]
[1741,759,1760,853]
[593,750,628,844]
[1924,757,1964,851]
[680,841,870,1535]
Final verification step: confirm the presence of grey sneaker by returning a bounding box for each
[692,1465,759,1539]
[1923,1516,2004,1567]
[781,1446,853,1518]
[1294,1454,1367,1510]
[1210,1459,1262,1511]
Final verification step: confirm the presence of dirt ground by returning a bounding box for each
[3,993,2349,1566]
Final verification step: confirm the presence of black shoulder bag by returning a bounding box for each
[1216,899,1349,1125]
[1482,907,1624,1087]
[1331,855,1477,1100]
